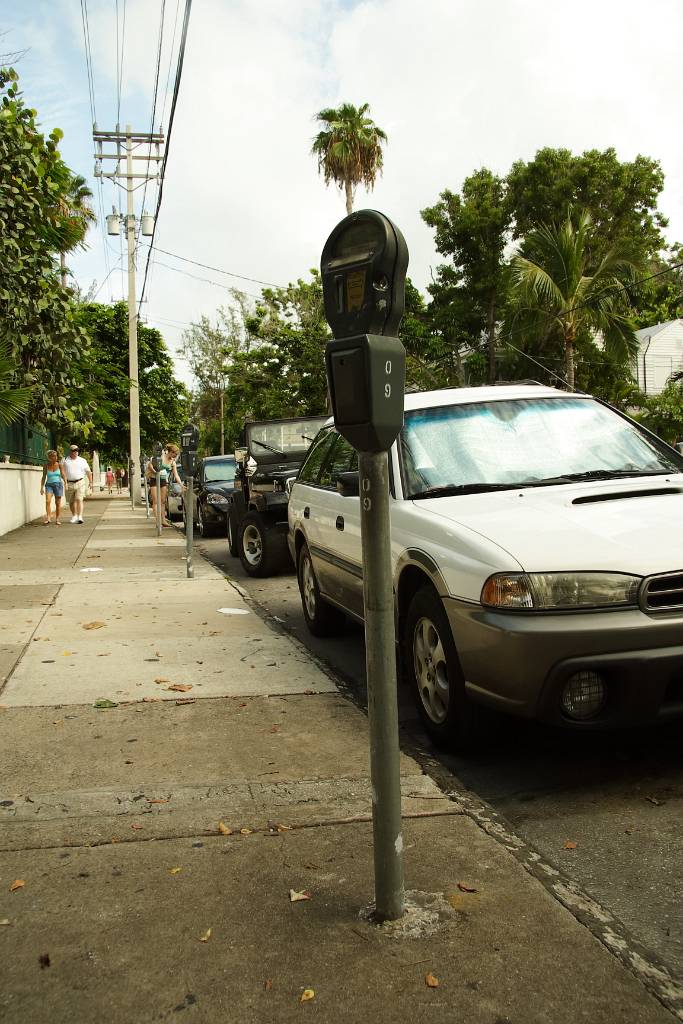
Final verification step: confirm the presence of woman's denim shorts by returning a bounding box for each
[45,480,64,498]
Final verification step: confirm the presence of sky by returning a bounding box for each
[4,0,683,387]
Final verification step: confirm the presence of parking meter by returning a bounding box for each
[140,453,150,518]
[180,423,199,579]
[151,443,163,536]
[321,209,408,453]
[180,422,200,476]
[320,210,409,923]
[151,442,163,473]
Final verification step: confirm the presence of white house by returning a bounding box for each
[634,319,683,395]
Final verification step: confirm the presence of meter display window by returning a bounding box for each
[318,434,358,490]
[329,221,383,265]
[297,428,336,485]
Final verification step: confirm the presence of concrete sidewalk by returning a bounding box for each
[0,498,679,1023]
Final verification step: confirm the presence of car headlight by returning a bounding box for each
[206,494,228,506]
[481,572,640,610]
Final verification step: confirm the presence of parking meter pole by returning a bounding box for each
[129,460,135,511]
[155,472,162,537]
[358,449,404,922]
[143,475,150,519]
[185,477,194,578]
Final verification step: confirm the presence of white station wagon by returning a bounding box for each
[288,385,683,747]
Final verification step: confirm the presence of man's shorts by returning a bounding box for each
[66,479,87,501]
[45,480,64,498]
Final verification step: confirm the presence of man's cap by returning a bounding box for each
[69,445,79,451]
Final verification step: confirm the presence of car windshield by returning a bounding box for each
[204,460,235,483]
[400,397,683,498]
[248,419,323,456]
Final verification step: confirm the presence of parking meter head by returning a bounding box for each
[180,422,200,476]
[151,442,163,473]
[321,210,408,341]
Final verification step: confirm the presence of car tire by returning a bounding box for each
[238,512,288,577]
[197,504,217,539]
[297,542,345,636]
[227,510,239,557]
[403,585,486,750]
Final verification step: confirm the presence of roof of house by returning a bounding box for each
[635,319,683,342]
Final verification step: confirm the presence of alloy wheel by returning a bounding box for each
[413,615,450,724]
[301,553,317,620]
[242,523,263,567]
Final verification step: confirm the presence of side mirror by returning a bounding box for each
[245,456,258,478]
[234,447,248,464]
[336,471,360,497]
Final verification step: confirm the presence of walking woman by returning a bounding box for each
[40,450,67,525]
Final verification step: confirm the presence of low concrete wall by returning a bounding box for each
[0,463,45,536]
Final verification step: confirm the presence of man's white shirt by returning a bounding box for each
[62,455,91,482]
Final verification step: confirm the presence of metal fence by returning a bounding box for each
[0,419,54,465]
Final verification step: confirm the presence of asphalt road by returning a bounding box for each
[195,530,682,985]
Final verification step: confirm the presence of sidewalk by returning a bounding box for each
[0,498,678,1023]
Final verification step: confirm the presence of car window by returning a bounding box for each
[203,460,236,483]
[319,434,358,489]
[297,428,336,485]
[400,397,683,496]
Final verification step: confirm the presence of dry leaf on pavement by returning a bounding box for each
[425,972,440,988]
[457,882,478,893]
[239,828,252,836]
[130,824,144,831]
[166,684,193,693]
[168,867,182,875]
[564,840,578,850]
[82,621,106,630]
[9,880,25,892]
[154,677,169,684]
[300,989,315,1002]
[198,928,212,942]
[289,889,312,903]
[218,821,232,836]
[93,699,118,709]
[646,795,662,806]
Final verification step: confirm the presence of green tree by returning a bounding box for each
[636,379,683,444]
[0,68,95,437]
[57,174,96,288]
[0,341,32,425]
[75,302,189,459]
[422,169,512,383]
[507,147,667,262]
[223,272,330,439]
[509,209,644,389]
[181,295,250,455]
[312,102,387,214]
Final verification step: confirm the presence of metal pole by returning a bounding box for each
[155,469,162,537]
[185,476,194,578]
[126,125,142,508]
[129,459,134,511]
[357,449,404,921]
[143,463,150,519]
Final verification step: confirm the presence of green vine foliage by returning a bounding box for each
[0,68,95,437]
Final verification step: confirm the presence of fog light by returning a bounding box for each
[560,671,606,721]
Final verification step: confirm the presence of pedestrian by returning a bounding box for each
[115,467,123,493]
[105,466,115,494]
[121,468,128,490]
[61,444,93,524]
[39,449,67,525]
[146,443,182,527]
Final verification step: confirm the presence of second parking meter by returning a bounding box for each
[152,442,163,536]
[180,423,199,579]
[321,209,408,452]
[180,423,200,476]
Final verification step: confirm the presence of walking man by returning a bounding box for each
[61,445,93,524]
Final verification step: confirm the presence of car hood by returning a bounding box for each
[204,482,235,496]
[417,476,683,575]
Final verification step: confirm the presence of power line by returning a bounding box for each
[80,0,97,126]
[149,257,263,301]
[140,0,166,221]
[160,0,182,130]
[147,244,283,288]
[138,0,192,314]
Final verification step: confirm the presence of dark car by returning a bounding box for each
[185,455,237,537]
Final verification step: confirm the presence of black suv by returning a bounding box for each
[185,455,237,537]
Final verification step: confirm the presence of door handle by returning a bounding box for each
[336,515,344,531]
[303,506,310,519]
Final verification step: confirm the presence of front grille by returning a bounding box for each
[641,571,683,612]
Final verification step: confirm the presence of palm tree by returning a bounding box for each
[0,342,32,425]
[58,174,96,288]
[509,209,644,388]
[312,102,387,215]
